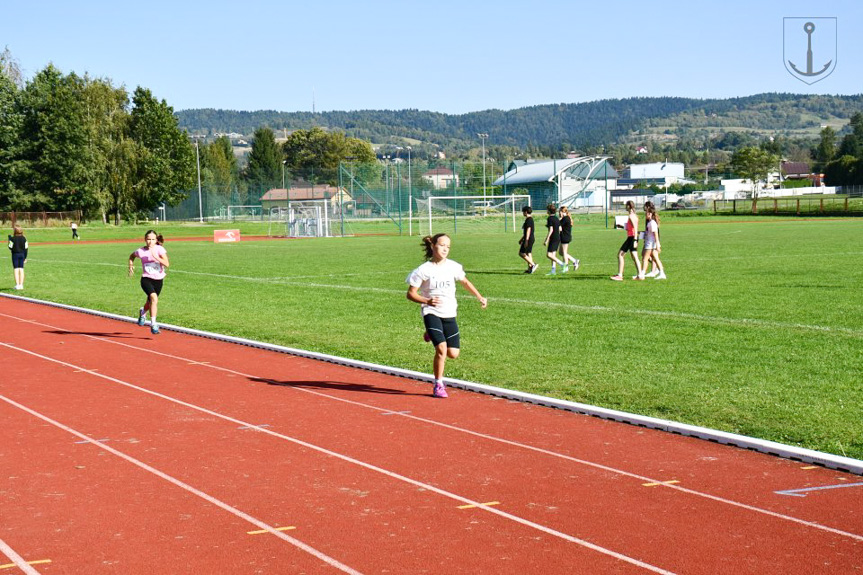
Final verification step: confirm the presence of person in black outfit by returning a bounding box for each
[543,203,565,275]
[519,207,538,273]
[557,206,579,272]
[8,225,28,290]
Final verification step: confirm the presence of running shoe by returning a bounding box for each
[561,264,569,273]
[150,325,160,335]
[545,269,557,276]
[432,382,448,398]
[610,275,623,281]
[655,273,667,280]
[633,274,645,281]
[573,259,580,270]
[645,269,660,278]
[137,309,146,326]
[529,263,539,274]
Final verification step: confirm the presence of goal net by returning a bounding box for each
[413,195,531,235]
[267,200,333,238]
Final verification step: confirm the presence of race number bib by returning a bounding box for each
[143,261,162,275]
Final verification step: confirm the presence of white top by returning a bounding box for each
[645,220,659,245]
[406,259,465,318]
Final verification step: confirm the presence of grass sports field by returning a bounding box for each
[9,215,863,460]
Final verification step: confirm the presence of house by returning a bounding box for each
[492,157,618,209]
[260,183,351,213]
[422,167,459,190]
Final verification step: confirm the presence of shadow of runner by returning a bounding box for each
[43,329,147,339]
[250,377,427,396]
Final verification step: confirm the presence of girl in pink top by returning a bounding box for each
[128,230,170,334]
[610,201,643,281]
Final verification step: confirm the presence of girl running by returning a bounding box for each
[406,233,487,398]
[610,201,643,281]
[641,206,666,279]
[8,226,28,290]
[557,206,579,272]
[128,230,170,334]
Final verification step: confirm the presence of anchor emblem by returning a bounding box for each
[788,22,831,77]
[783,17,837,85]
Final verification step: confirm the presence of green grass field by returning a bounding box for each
[7,216,863,460]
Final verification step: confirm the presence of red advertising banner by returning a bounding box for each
[214,229,241,243]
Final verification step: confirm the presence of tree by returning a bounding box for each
[814,126,836,168]
[730,146,778,199]
[201,136,238,204]
[245,127,282,196]
[128,87,196,216]
[14,65,94,211]
[283,127,376,186]
[0,68,22,208]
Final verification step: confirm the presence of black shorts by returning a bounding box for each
[546,240,560,253]
[423,314,460,349]
[619,236,637,253]
[519,239,534,255]
[11,253,25,269]
[560,233,572,245]
[140,277,164,297]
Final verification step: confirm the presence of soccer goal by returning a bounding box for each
[267,199,333,238]
[414,195,531,236]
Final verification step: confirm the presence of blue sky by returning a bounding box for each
[2,0,860,114]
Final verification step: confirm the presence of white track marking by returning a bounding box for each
[0,538,41,575]
[3,311,863,542]
[0,342,676,575]
[0,395,363,574]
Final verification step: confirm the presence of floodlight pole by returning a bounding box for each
[478,133,489,210]
[406,146,412,236]
[193,136,204,223]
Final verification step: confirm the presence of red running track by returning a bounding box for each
[0,296,860,574]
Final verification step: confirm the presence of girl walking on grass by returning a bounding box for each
[519,206,538,274]
[611,201,643,281]
[406,233,487,398]
[8,226,28,290]
[128,230,170,335]
[543,204,565,275]
[557,206,579,272]
[641,206,666,279]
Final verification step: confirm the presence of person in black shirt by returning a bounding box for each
[518,207,538,273]
[557,205,580,272]
[8,225,28,290]
[543,204,565,275]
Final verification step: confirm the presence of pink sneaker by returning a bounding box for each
[433,382,448,398]
[610,275,623,281]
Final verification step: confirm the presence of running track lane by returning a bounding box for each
[0,297,860,574]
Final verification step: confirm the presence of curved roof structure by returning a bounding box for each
[493,156,617,186]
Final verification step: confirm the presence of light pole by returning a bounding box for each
[192,136,204,223]
[478,133,489,207]
[281,160,286,189]
[406,146,413,235]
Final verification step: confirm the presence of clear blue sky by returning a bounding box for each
[2,0,860,114]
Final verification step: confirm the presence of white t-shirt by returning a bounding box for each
[406,259,465,318]
[644,220,659,248]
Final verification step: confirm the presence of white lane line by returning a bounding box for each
[24,260,862,337]
[0,394,362,575]
[0,538,41,575]
[2,312,862,543]
[0,341,677,575]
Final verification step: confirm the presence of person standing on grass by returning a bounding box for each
[543,203,565,275]
[610,201,643,281]
[8,226,28,290]
[519,206,539,274]
[71,221,79,240]
[406,233,487,398]
[641,201,658,277]
[641,205,666,280]
[128,230,170,335]
[557,205,579,272]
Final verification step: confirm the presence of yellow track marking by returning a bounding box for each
[247,526,296,535]
[0,559,52,570]
[642,480,680,487]
[457,501,500,509]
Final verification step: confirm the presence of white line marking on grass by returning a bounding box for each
[2,313,862,543]
[0,393,363,575]
[0,538,41,575]
[0,342,677,574]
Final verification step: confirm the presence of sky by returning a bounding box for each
[2,0,861,115]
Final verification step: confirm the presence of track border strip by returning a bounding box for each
[2,292,861,475]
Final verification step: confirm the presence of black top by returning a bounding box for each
[546,215,560,241]
[521,217,535,242]
[8,235,27,257]
[560,215,572,238]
